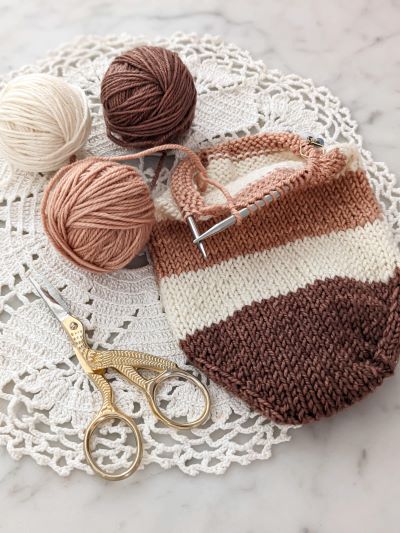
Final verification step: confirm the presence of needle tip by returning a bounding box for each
[198,242,207,260]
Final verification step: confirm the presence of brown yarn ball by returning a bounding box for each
[41,158,155,273]
[100,46,197,148]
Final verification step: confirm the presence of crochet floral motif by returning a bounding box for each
[0,33,399,477]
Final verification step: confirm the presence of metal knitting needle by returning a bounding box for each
[187,215,207,259]
[192,135,325,247]
[193,191,281,244]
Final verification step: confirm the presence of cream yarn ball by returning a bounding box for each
[0,73,91,172]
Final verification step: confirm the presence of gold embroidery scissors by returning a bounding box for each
[28,275,210,481]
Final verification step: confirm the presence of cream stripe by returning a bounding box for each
[204,161,303,204]
[159,220,400,339]
[206,151,302,186]
[154,152,303,222]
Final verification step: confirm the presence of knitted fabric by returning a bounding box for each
[149,132,400,425]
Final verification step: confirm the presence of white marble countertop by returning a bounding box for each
[1,1,400,532]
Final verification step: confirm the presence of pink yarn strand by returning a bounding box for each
[109,143,236,209]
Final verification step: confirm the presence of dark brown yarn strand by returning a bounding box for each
[101,46,197,149]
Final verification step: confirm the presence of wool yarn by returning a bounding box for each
[42,158,155,273]
[41,144,207,273]
[100,46,197,149]
[0,73,91,172]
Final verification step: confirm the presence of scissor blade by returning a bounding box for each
[28,275,70,323]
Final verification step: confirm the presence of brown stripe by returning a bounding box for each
[181,272,400,424]
[149,170,381,279]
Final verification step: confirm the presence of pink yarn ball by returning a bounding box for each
[42,158,155,273]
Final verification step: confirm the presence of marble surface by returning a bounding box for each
[1,1,400,532]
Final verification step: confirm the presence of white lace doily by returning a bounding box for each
[1,33,399,477]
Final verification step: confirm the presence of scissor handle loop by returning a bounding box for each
[145,369,211,430]
[84,408,143,481]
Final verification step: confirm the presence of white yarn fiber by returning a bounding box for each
[0,73,91,172]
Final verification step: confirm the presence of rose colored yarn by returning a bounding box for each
[42,158,155,273]
[100,46,197,148]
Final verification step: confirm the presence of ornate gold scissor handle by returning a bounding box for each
[83,371,143,481]
[62,315,211,481]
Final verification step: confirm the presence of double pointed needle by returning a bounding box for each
[192,190,281,246]
[187,215,207,259]
[189,135,325,255]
